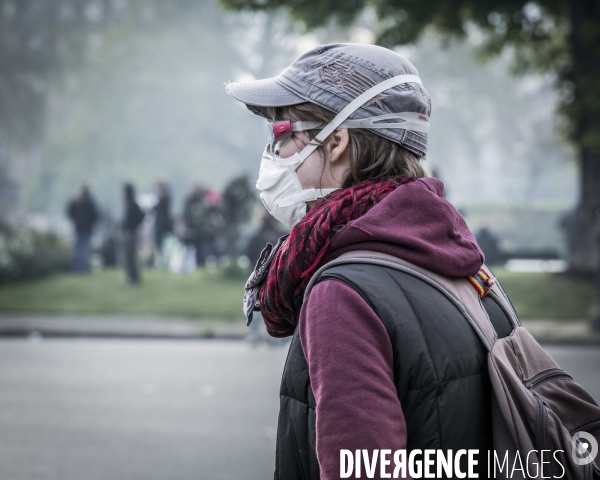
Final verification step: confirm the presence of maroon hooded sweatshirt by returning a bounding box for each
[296,178,484,479]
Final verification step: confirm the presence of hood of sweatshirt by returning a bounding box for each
[321,177,484,277]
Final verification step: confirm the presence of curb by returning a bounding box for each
[0,316,598,345]
[0,315,249,340]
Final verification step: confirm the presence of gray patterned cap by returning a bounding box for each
[226,43,431,157]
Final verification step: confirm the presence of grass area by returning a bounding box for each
[493,268,593,320]
[0,267,593,320]
[0,268,247,320]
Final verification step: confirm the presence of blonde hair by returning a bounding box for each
[268,103,427,188]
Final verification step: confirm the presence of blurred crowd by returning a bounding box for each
[65,176,283,285]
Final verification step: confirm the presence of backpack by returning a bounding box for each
[306,251,600,480]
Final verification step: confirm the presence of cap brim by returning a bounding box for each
[226,77,305,119]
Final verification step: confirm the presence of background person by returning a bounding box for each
[152,180,173,267]
[182,184,220,267]
[66,184,98,273]
[121,182,145,285]
[222,175,254,257]
[245,213,282,266]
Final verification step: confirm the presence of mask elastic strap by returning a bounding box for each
[278,188,338,208]
[291,121,323,131]
[277,74,424,169]
[289,113,429,135]
[341,112,429,133]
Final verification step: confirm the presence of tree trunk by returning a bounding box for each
[566,0,600,273]
[592,210,600,331]
[574,148,600,272]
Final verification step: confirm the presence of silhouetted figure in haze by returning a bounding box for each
[182,184,221,266]
[66,184,98,273]
[152,181,173,265]
[559,208,584,268]
[222,175,254,257]
[246,213,282,267]
[475,227,504,266]
[122,183,145,285]
[100,222,118,267]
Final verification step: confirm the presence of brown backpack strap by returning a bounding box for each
[305,250,519,351]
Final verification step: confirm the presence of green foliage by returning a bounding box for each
[0,1,276,218]
[220,0,570,76]
[0,224,70,282]
[22,1,266,216]
[0,0,95,149]
[0,268,247,319]
[0,0,246,151]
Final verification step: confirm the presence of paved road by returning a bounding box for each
[0,339,289,480]
[0,339,598,480]
[543,345,600,401]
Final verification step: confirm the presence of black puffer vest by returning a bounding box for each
[274,260,513,479]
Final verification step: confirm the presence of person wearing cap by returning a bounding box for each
[227,44,503,479]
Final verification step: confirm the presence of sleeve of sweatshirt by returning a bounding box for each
[299,278,411,480]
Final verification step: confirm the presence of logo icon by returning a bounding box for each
[571,431,598,466]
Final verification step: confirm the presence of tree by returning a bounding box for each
[221,0,600,271]
[25,0,261,217]
[0,0,280,220]
[0,0,108,217]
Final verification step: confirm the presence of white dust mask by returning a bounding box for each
[257,145,337,228]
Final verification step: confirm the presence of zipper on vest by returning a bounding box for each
[524,368,572,390]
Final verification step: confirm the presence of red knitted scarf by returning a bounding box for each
[258,176,416,337]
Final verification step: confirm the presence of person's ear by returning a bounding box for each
[326,128,350,163]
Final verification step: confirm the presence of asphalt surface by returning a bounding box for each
[0,339,289,480]
[0,339,598,480]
